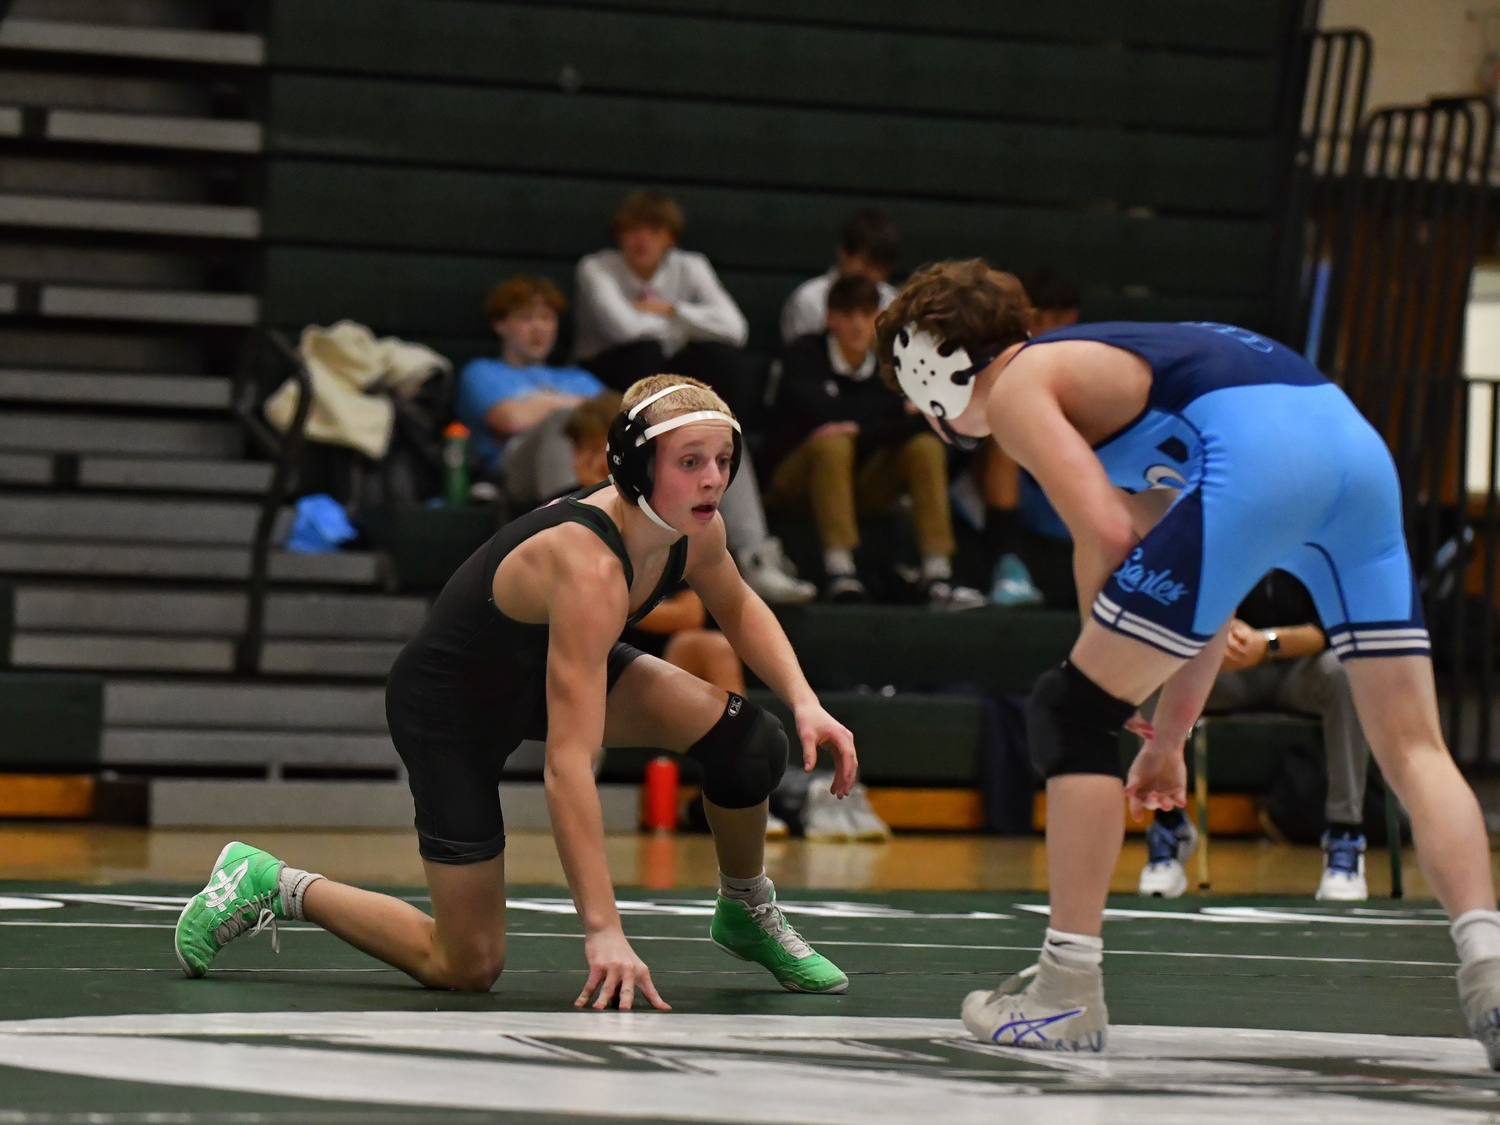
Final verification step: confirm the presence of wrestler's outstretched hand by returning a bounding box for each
[1124,739,1188,820]
[577,928,670,1012]
[794,702,858,798]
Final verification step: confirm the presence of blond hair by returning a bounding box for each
[620,374,734,427]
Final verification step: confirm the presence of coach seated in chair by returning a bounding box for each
[763,275,985,611]
[454,275,607,509]
[1137,568,1376,901]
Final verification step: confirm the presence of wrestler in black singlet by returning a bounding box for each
[386,482,688,864]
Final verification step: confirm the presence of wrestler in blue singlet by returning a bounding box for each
[1026,320,1428,663]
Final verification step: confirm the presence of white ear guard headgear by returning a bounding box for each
[889,324,1011,452]
[606,383,743,533]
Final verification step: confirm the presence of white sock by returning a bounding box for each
[823,548,856,577]
[277,865,324,921]
[720,869,774,908]
[1042,927,1103,971]
[921,555,952,582]
[1453,909,1500,965]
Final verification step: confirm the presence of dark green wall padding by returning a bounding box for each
[772,605,1077,698]
[261,0,1307,351]
[748,690,980,785]
[0,674,103,768]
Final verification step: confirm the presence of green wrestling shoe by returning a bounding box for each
[174,841,286,978]
[710,894,849,994]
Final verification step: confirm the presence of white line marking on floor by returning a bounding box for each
[0,922,1455,968]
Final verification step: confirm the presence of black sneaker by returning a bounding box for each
[824,574,867,603]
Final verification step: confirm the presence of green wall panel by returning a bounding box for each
[771,605,1078,698]
[270,0,1277,135]
[264,160,1273,297]
[263,246,1262,349]
[0,673,103,768]
[469,0,1289,54]
[267,76,1274,215]
[749,690,981,785]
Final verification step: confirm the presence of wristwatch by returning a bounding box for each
[1262,629,1281,657]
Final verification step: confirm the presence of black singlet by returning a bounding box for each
[385,482,688,864]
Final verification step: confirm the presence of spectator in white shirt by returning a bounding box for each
[780,209,900,345]
[574,189,814,606]
[574,190,748,399]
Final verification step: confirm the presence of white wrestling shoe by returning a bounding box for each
[961,956,1108,1052]
[1458,956,1500,1069]
[738,538,816,605]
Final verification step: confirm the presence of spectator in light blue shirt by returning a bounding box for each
[456,275,607,507]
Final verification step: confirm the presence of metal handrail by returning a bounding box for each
[232,328,313,675]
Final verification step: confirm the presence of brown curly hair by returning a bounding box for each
[875,259,1032,391]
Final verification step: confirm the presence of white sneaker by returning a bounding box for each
[842,783,892,841]
[803,780,854,841]
[765,812,790,839]
[739,539,816,605]
[961,956,1108,1051]
[1316,832,1368,901]
[1458,956,1500,1070]
[926,579,988,612]
[1138,817,1197,899]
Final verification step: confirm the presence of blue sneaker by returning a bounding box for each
[1138,817,1197,898]
[989,553,1044,607]
[1317,832,1367,901]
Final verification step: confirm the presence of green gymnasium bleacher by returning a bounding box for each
[0,0,1322,830]
[258,0,1306,360]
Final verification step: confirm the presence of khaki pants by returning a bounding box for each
[764,431,955,558]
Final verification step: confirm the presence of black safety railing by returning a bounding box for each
[230,328,313,675]
[1436,376,1500,769]
[1266,28,1371,348]
[1309,94,1500,766]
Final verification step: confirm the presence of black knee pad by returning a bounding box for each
[687,694,788,809]
[1026,660,1135,780]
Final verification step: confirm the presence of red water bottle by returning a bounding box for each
[642,756,679,832]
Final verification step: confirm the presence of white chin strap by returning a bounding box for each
[617,384,741,532]
[889,325,979,422]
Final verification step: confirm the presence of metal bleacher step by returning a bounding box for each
[0,411,240,456]
[0,369,234,410]
[12,632,233,672]
[104,680,387,731]
[0,107,264,153]
[0,283,259,326]
[0,19,265,67]
[105,729,397,769]
[257,640,405,677]
[0,494,262,543]
[0,193,260,240]
[145,779,639,831]
[12,587,423,636]
[0,541,383,585]
[8,587,426,674]
[75,456,272,494]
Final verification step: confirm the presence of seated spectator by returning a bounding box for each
[574,189,747,397]
[763,275,985,611]
[780,208,900,344]
[454,275,606,508]
[572,190,815,605]
[563,394,746,695]
[1138,570,1375,902]
[1024,266,1082,334]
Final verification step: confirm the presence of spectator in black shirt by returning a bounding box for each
[1138,569,1376,901]
[763,276,984,610]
